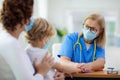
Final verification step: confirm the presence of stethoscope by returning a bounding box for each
[73,35,97,63]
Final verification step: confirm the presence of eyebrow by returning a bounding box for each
[85,24,97,30]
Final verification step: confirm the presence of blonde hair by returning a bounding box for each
[25,18,56,46]
[81,13,106,47]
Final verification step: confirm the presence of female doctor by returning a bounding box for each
[58,13,106,73]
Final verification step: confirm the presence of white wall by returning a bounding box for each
[105,47,120,70]
[47,0,120,29]
[33,0,48,18]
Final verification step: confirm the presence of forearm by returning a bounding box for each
[89,58,105,71]
[52,62,64,72]
[53,60,81,73]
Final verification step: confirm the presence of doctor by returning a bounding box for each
[58,13,106,73]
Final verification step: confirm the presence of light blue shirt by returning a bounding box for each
[58,32,105,63]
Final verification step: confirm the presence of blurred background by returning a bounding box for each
[0,0,120,70]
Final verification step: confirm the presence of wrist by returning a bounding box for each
[88,63,94,71]
[37,71,45,76]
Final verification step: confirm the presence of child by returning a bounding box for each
[25,18,65,80]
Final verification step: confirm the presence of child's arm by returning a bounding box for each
[52,56,83,74]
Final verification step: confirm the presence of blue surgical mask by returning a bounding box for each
[25,17,34,32]
[43,41,51,49]
[82,28,97,40]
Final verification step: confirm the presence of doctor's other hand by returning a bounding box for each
[77,63,93,73]
[54,71,65,80]
[34,52,54,76]
[69,63,85,75]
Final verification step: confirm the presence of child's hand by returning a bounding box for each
[53,71,65,80]
[33,52,54,76]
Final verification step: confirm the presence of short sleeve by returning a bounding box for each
[96,47,105,59]
[58,34,74,60]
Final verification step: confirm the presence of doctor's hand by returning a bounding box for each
[70,63,85,74]
[33,52,55,76]
[77,63,93,73]
[53,71,65,80]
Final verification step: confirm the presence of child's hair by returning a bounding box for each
[81,13,106,47]
[25,18,56,46]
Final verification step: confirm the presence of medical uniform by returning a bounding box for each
[0,30,43,80]
[58,32,105,63]
[25,45,56,80]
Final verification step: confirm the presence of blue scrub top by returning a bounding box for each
[58,32,105,63]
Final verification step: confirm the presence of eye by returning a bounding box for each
[91,30,96,34]
[93,28,97,33]
[86,25,89,28]
[91,28,97,34]
[84,25,89,29]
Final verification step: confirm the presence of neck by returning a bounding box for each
[7,30,21,39]
[35,45,43,48]
[7,25,23,39]
[85,39,93,44]
[32,42,44,49]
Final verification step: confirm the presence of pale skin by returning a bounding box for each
[60,19,105,73]
[8,21,55,77]
[53,71,65,80]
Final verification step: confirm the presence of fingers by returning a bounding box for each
[80,64,91,73]
[80,64,87,72]
[41,52,55,68]
[81,67,86,72]
[46,54,55,67]
[47,54,54,63]
[33,58,38,67]
[41,52,49,61]
[76,63,88,73]
[54,71,65,80]
[49,58,55,66]
[77,63,85,68]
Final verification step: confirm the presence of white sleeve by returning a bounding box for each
[35,74,44,80]
[2,43,44,80]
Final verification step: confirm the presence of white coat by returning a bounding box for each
[0,30,43,80]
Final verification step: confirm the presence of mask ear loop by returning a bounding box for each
[73,35,82,62]
[93,40,96,62]
[25,17,34,32]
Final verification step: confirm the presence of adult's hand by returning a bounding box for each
[34,52,54,76]
[77,63,93,73]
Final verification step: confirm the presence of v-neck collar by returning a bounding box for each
[80,36,95,62]
[80,36,94,52]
